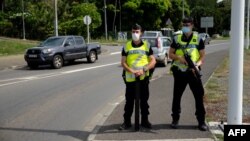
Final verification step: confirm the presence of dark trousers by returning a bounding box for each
[123,77,150,122]
[171,67,206,124]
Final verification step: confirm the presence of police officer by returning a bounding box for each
[169,17,208,131]
[119,24,156,130]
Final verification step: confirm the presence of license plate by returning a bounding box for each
[29,54,37,58]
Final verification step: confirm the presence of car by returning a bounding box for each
[161,28,174,40]
[142,31,163,37]
[199,33,211,44]
[24,35,101,69]
[173,30,182,36]
[141,36,172,67]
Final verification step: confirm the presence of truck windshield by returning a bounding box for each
[40,37,65,47]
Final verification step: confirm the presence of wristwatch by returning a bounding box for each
[143,66,148,72]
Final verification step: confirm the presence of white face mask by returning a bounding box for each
[132,33,140,41]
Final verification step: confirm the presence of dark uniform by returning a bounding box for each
[120,40,154,130]
[170,32,208,131]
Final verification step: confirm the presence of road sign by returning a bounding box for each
[201,17,214,28]
[166,18,172,25]
[83,15,92,25]
[83,15,91,43]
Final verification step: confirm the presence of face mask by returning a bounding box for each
[182,26,191,34]
[132,33,140,41]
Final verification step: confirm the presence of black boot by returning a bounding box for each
[141,116,152,129]
[170,114,180,129]
[170,120,179,129]
[198,122,208,131]
[119,120,132,130]
[197,116,208,131]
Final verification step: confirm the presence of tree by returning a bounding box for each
[121,0,171,31]
[186,0,222,35]
[25,1,54,39]
[213,0,231,35]
[0,0,233,39]
[165,0,190,31]
[0,0,5,12]
[59,3,101,38]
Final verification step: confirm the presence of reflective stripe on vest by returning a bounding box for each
[172,32,200,72]
[125,41,150,82]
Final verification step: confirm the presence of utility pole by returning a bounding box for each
[246,0,250,49]
[1,0,4,12]
[22,0,25,40]
[182,0,184,19]
[104,0,108,40]
[228,0,245,124]
[54,0,58,36]
[119,0,121,32]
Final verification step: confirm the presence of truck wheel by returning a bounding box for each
[87,50,97,63]
[28,63,38,69]
[52,55,63,69]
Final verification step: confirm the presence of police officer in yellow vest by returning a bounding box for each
[119,24,156,130]
[169,17,208,131]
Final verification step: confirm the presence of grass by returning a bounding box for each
[204,49,250,140]
[0,38,38,56]
[91,38,127,46]
[215,134,224,141]
[0,37,125,57]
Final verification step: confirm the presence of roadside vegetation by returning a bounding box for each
[0,38,38,56]
[204,49,250,140]
[0,37,126,57]
[0,0,230,40]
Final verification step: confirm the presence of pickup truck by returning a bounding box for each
[24,35,101,69]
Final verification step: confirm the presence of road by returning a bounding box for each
[0,41,229,141]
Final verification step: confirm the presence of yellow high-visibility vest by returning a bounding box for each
[124,41,150,82]
[172,32,200,72]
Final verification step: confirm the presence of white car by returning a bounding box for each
[142,31,163,37]
[142,36,172,67]
[199,33,211,44]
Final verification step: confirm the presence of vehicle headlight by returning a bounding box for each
[42,48,53,54]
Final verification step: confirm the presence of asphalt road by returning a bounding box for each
[0,41,230,141]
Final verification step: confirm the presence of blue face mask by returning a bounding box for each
[182,26,191,33]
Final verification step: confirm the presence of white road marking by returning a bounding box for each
[0,42,228,88]
[110,52,121,55]
[0,62,120,87]
[62,62,119,74]
[206,42,229,47]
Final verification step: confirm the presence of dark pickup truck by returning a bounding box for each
[24,35,101,69]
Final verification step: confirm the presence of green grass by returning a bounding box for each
[205,48,250,139]
[0,38,38,56]
[215,134,224,141]
[91,38,127,45]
